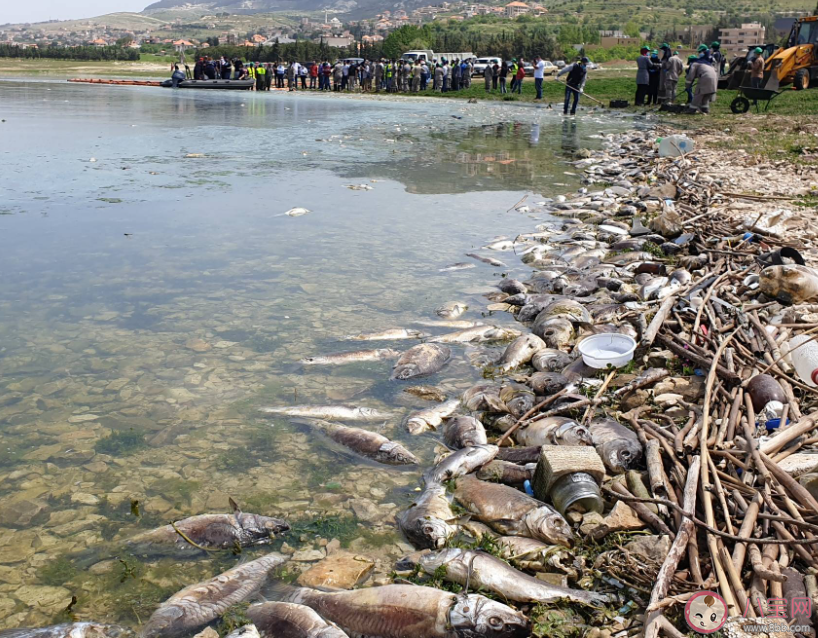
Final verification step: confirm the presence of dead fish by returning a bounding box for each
[466,253,507,267]
[297,419,418,465]
[461,383,508,412]
[0,625,133,638]
[283,583,529,638]
[391,343,451,380]
[247,601,349,638]
[534,299,592,325]
[439,263,476,272]
[454,475,573,547]
[397,483,458,549]
[346,183,372,190]
[259,406,393,421]
[443,416,488,449]
[403,385,448,402]
[225,627,261,638]
[495,334,546,373]
[413,319,485,329]
[279,207,310,217]
[589,417,643,474]
[415,548,608,606]
[528,372,571,395]
[436,301,468,319]
[531,349,574,372]
[760,265,818,304]
[142,553,286,638]
[498,279,528,295]
[476,460,536,486]
[300,349,400,366]
[484,240,517,251]
[343,328,428,341]
[126,500,289,554]
[516,416,591,447]
[429,325,521,344]
[424,444,499,484]
[532,318,575,351]
[405,398,460,435]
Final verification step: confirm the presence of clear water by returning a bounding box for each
[0,79,629,630]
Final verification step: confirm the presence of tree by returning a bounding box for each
[116,36,133,47]
[624,20,641,37]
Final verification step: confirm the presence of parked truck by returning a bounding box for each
[400,50,475,64]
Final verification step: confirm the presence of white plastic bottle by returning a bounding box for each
[789,334,818,387]
[658,135,695,157]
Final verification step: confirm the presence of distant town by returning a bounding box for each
[0,0,810,60]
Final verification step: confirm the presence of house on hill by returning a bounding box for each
[505,1,529,18]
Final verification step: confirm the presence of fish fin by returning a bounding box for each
[229,497,241,515]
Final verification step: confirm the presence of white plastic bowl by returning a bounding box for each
[577,333,637,369]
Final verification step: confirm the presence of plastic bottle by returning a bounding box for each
[789,334,818,387]
[658,134,695,157]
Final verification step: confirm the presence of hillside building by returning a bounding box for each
[719,23,766,55]
[505,1,529,18]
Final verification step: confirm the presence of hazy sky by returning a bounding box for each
[1,0,149,25]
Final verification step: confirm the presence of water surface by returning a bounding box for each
[0,80,628,629]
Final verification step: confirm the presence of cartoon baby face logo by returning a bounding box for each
[685,590,728,633]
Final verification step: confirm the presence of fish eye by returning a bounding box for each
[488,616,503,628]
[621,450,632,459]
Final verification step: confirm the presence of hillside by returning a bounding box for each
[142,0,435,20]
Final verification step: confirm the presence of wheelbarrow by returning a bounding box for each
[730,85,784,113]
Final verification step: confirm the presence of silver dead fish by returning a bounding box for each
[297,419,418,465]
[300,349,400,365]
[397,483,458,549]
[439,262,476,272]
[414,548,608,606]
[0,625,133,638]
[405,398,461,435]
[454,475,573,547]
[126,500,288,555]
[247,601,349,638]
[280,207,310,217]
[283,584,529,638]
[142,553,286,638]
[516,416,591,448]
[466,253,507,267]
[589,417,643,474]
[260,406,393,421]
[342,328,428,341]
[429,325,521,344]
[413,319,485,329]
[443,415,488,449]
[225,627,261,638]
[391,343,451,380]
[495,334,546,373]
[424,444,499,484]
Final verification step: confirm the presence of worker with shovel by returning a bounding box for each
[557,57,588,115]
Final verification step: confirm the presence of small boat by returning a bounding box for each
[160,79,255,90]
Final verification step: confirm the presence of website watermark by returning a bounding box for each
[684,590,812,634]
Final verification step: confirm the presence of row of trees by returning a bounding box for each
[0,44,140,60]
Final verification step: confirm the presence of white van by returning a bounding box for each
[472,57,502,76]
[401,50,435,63]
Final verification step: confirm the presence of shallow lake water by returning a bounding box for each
[0,79,630,630]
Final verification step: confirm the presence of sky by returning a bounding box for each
[1,0,149,24]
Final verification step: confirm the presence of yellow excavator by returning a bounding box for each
[765,10,817,90]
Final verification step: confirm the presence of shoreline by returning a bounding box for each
[385,123,818,635]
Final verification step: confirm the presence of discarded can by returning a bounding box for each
[533,445,606,516]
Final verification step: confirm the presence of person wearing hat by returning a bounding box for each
[686,46,718,114]
[648,49,662,105]
[635,46,655,106]
[750,47,765,89]
[710,41,725,75]
[557,56,588,115]
[662,49,684,104]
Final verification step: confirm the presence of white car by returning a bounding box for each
[541,60,557,75]
[472,57,502,76]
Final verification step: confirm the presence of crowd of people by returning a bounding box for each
[635,41,765,114]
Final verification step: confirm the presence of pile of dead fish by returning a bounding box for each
[12,130,818,638]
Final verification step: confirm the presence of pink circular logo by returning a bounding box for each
[684,590,728,634]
